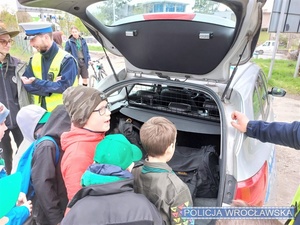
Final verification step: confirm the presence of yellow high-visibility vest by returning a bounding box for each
[287,185,300,225]
[31,48,78,111]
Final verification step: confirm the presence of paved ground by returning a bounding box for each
[89,51,125,77]
[271,94,300,207]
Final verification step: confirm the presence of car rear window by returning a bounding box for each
[86,0,236,27]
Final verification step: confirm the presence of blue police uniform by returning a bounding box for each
[19,22,78,111]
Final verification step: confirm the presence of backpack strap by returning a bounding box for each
[17,136,60,196]
[17,141,36,194]
[36,136,60,165]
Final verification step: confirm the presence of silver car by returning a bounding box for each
[18,0,286,224]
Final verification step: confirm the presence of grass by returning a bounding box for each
[10,39,300,95]
[10,44,103,62]
[251,58,300,95]
[88,45,104,52]
[10,46,32,62]
[257,31,271,45]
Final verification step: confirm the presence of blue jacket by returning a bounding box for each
[23,42,78,96]
[65,36,91,68]
[246,121,300,150]
[6,206,30,225]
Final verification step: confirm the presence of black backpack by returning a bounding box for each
[167,145,220,199]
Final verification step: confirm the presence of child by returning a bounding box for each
[133,116,193,225]
[11,105,51,173]
[0,102,10,177]
[0,102,9,141]
[0,102,32,225]
[24,105,70,225]
[61,134,164,225]
[61,86,110,211]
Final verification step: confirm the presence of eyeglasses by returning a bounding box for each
[0,39,14,46]
[92,103,111,116]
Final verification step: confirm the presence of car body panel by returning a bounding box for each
[18,0,278,213]
[18,0,266,82]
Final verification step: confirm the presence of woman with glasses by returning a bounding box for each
[60,86,111,214]
[0,24,33,175]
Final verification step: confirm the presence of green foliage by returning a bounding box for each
[193,0,220,13]
[73,17,90,36]
[16,11,33,23]
[252,58,300,94]
[257,31,270,45]
[92,0,130,25]
[58,12,75,36]
[10,45,31,62]
[10,43,102,61]
[88,45,104,51]
[0,10,18,30]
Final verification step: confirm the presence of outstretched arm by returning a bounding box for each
[231,111,249,133]
[231,111,300,150]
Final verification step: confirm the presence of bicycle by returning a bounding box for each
[89,56,107,87]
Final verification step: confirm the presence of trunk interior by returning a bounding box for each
[106,82,221,225]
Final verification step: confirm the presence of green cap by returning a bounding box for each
[0,172,22,218]
[94,134,142,170]
[38,112,51,124]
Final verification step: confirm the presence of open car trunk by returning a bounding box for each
[105,79,223,225]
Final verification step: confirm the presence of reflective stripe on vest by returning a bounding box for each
[31,48,78,111]
[288,185,300,225]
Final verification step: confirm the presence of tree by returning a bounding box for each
[193,0,219,14]
[58,12,90,37]
[92,0,131,25]
[58,12,75,36]
[0,8,18,30]
[16,11,32,23]
[73,17,89,36]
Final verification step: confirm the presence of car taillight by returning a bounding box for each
[143,13,196,20]
[234,161,268,206]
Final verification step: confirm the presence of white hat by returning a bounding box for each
[19,22,53,40]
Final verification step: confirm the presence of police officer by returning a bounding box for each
[19,22,78,111]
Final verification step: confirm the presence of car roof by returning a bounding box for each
[18,0,266,82]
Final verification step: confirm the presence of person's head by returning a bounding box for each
[140,116,177,161]
[53,31,63,48]
[0,24,19,58]
[215,200,283,225]
[70,26,80,39]
[63,86,110,132]
[0,103,9,141]
[94,134,142,171]
[19,22,53,53]
[16,105,51,142]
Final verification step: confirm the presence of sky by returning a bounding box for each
[0,0,18,12]
[264,0,274,12]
